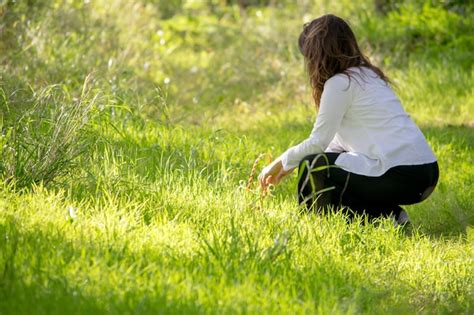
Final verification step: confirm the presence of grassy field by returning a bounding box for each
[1,0,473,314]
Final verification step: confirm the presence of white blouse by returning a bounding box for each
[279,66,437,176]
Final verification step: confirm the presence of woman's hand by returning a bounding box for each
[258,159,293,190]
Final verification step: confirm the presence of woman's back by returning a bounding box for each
[329,67,437,176]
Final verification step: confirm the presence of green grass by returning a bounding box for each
[0,0,473,314]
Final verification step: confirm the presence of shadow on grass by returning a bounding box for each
[0,222,206,315]
[416,124,473,239]
[0,219,444,315]
[0,281,205,315]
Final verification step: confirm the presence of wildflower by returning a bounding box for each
[67,205,77,221]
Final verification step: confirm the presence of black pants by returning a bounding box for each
[297,153,439,219]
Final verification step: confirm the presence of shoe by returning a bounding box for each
[392,208,410,228]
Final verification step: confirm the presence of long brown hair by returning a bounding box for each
[299,14,389,107]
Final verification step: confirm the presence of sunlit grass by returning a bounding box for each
[0,0,473,314]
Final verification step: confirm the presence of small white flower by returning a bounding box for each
[256,10,263,18]
[157,30,164,37]
[164,77,170,85]
[67,206,77,220]
[160,38,166,45]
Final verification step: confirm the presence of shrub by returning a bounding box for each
[0,75,99,189]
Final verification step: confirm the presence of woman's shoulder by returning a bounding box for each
[326,66,384,89]
[325,70,353,89]
[324,67,364,90]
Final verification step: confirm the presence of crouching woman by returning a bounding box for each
[258,15,438,224]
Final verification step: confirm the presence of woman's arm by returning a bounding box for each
[279,75,352,171]
[259,74,352,189]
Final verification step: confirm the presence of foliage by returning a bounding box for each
[0,76,98,188]
[0,0,472,314]
[357,1,474,67]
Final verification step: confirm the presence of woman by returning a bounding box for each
[258,14,438,224]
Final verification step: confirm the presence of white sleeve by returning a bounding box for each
[279,75,352,171]
[326,135,345,153]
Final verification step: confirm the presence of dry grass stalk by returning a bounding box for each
[246,153,273,199]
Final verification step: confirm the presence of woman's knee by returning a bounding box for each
[297,153,330,187]
[298,153,329,171]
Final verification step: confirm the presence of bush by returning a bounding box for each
[0,75,99,189]
[356,1,473,67]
